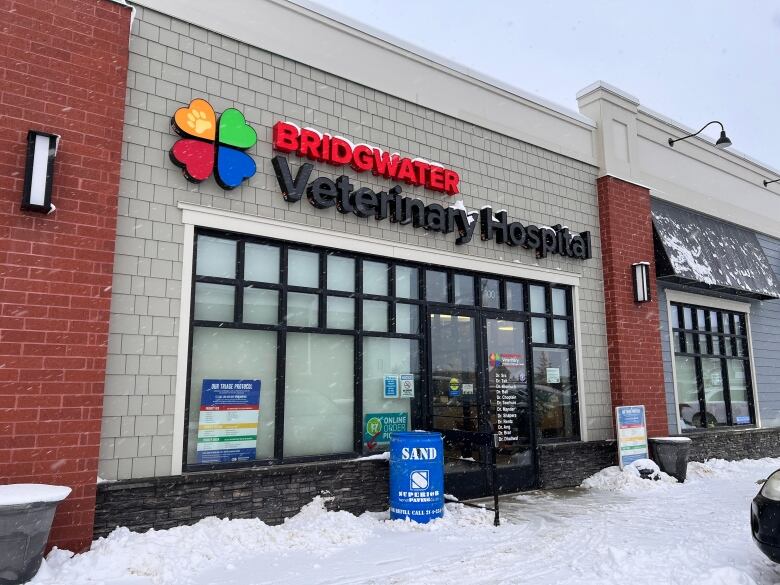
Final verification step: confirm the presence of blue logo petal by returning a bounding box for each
[215,146,257,189]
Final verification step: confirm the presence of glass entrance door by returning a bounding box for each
[429,311,487,498]
[485,317,535,492]
[428,311,536,498]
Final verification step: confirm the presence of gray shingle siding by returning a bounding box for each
[752,234,780,427]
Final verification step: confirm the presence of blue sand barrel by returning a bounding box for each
[389,431,444,523]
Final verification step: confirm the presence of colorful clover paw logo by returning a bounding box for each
[169,98,257,190]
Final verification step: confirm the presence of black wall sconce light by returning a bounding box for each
[668,120,732,149]
[632,262,651,303]
[21,130,59,213]
[764,178,780,188]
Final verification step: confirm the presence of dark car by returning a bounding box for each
[751,469,780,562]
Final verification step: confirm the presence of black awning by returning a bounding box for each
[652,200,780,300]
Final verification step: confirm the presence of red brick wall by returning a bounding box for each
[0,0,130,552]
[597,175,668,436]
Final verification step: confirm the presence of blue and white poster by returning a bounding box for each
[197,379,260,464]
[384,375,399,399]
[615,405,648,468]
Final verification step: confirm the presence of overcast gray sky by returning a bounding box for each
[313,0,780,175]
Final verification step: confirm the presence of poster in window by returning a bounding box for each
[197,379,260,464]
[364,412,408,450]
[399,374,415,398]
[384,375,399,399]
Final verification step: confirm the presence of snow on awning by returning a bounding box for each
[652,200,780,300]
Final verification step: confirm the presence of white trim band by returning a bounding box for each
[664,289,751,314]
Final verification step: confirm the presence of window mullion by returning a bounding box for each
[693,354,707,428]
[355,257,364,454]
[720,357,733,426]
[274,245,289,461]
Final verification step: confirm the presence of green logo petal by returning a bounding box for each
[218,108,257,150]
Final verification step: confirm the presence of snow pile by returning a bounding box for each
[352,451,390,461]
[581,459,677,491]
[32,497,494,585]
[701,567,759,585]
[687,457,779,483]
[30,457,780,585]
[35,497,375,584]
[0,484,71,506]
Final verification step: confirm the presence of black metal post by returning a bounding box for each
[492,433,500,526]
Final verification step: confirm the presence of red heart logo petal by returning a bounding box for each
[170,139,215,182]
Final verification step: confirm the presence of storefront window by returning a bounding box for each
[676,356,699,429]
[396,303,419,334]
[243,287,278,325]
[287,249,319,288]
[187,231,428,468]
[529,285,546,313]
[671,301,755,428]
[364,261,388,295]
[505,281,523,311]
[531,317,547,343]
[530,286,577,440]
[287,292,318,327]
[481,278,500,309]
[196,236,236,278]
[395,265,418,299]
[362,337,418,452]
[454,274,474,305]
[552,288,567,316]
[245,243,279,283]
[187,327,277,465]
[363,300,389,332]
[283,333,354,457]
[553,319,568,344]
[327,296,354,329]
[194,282,234,321]
[327,255,354,292]
[186,231,581,468]
[533,348,575,439]
[426,270,448,303]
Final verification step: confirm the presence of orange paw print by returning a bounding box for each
[187,108,213,135]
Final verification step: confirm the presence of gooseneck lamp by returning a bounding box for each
[667,121,732,149]
[764,178,780,188]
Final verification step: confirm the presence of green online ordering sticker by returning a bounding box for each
[364,412,408,450]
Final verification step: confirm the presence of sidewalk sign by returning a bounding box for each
[615,405,649,468]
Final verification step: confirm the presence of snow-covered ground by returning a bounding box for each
[32,458,780,585]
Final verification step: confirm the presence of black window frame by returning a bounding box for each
[183,228,580,472]
[670,301,756,430]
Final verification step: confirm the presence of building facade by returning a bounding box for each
[93,0,614,535]
[579,82,780,459]
[2,0,780,552]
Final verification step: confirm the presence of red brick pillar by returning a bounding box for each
[0,0,131,552]
[597,176,668,437]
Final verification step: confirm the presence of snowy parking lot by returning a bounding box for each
[32,458,780,585]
